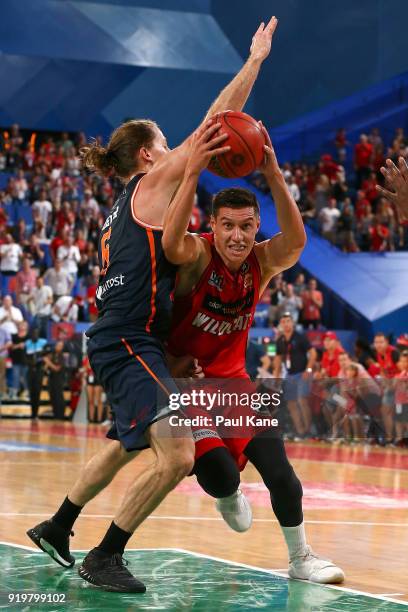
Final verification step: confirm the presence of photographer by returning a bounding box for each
[25,329,48,419]
[43,340,66,420]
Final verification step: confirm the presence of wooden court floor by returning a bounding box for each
[1,421,408,610]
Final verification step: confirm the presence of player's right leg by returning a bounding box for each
[78,417,194,593]
[27,440,137,568]
[76,334,195,592]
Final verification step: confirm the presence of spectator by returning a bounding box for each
[300,278,323,329]
[394,351,408,445]
[28,275,53,337]
[86,266,99,322]
[286,175,300,203]
[11,218,30,247]
[354,133,373,187]
[51,295,79,323]
[293,273,306,296]
[82,355,104,423]
[334,128,347,162]
[56,234,80,281]
[337,199,355,251]
[0,325,12,404]
[23,234,45,271]
[269,273,286,325]
[372,332,400,444]
[318,198,340,243]
[25,328,47,419]
[0,295,24,335]
[274,313,317,439]
[277,283,302,324]
[43,258,73,299]
[10,320,29,399]
[321,332,343,377]
[32,189,53,230]
[369,217,392,252]
[15,256,37,307]
[43,340,66,420]
[0,233,22,277]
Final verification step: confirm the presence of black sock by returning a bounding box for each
[96,521,132,555]
[52,496,83,531]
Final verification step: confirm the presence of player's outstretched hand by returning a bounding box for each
[376,156,408,220]
[250,16,278,62]
[186,120,230,177]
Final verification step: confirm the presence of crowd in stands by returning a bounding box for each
[250,126,408,252]
[0,124,406,444]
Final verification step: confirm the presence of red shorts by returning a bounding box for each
[194,429,251,471]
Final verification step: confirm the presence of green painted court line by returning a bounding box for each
[0,543,407,611]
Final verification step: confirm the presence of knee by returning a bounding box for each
[264,462,302,499]
[194,447,240,498]
[164,439,195,481]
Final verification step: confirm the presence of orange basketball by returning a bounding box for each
[207,110,266,178]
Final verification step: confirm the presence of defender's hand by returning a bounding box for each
[249,16,278,62]
[377,156,408,220]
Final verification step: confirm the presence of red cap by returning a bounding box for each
[324,331,337,340]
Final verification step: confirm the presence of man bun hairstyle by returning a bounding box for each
[81,119,158,179]
[212,187,260,218]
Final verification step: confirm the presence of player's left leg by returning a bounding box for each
[244,430,345,584]
[192,434,252,532]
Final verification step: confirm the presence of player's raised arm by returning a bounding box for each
[376,156,408,220]
[255,127,307,281]
[162,122,230,265]
[204,16,278,120]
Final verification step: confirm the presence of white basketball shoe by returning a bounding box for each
[216,489,252,532]
[288,545,345,583]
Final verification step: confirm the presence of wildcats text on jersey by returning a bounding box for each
[192,312,253,336]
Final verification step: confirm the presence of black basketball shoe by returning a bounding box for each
[26,520,75,568]
[78,548,146,593]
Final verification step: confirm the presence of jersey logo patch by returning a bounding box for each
[208,271,224,291]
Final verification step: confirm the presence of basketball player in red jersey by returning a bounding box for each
[162,123,345,584]
[27,18,279,593]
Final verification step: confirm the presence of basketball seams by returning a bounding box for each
[224,114,257,171]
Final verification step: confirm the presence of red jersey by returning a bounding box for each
[167,234,261,378]
[374,345,399,378]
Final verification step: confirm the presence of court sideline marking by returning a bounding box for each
[1,541,407,606]
[0,512,407,527]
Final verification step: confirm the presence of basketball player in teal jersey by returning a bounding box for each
[27,17,279,593]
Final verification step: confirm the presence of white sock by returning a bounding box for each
[281,523,308,560]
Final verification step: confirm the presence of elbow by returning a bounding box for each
[161,240,183,265]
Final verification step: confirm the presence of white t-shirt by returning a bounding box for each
[288,182,300,202]
[0,305,24,334]
[0,243,22,273]
[32,199,53,227]
[31,285,53,316]
[57,245,81,276]
[52,296,78,322]
[319,207,340,233]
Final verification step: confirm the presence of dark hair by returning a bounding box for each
[81,119,159,179]
[374,332,387,339]
[212,188,260,218]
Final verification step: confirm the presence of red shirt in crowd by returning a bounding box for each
[369,224,389,251]
[374,345,400,378]
[395,370,408,405]
[301,289,323,322]
[321,347,343,377]
[354,142,373,168]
